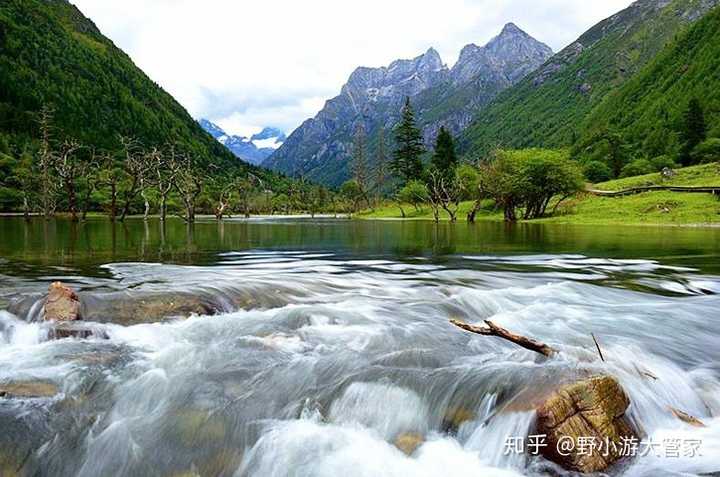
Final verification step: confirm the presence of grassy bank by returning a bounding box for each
[357,164,720,226]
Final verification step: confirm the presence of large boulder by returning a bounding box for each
[535,375,637,473]
[42,282,81,322]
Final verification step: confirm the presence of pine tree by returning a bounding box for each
[352,124,368,191]
[373,128,388,196]
[352,123,370,208]
[679,98,706,165]
[430,126,457,178]
[391,97,425,185]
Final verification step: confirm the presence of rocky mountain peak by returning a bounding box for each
[452,23,553,85]
[500,22,524,36]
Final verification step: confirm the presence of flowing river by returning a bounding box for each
[0,217,719,476]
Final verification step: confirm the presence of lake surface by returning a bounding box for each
[1,217,719,476]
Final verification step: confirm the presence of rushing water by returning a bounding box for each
[1,217,719,476]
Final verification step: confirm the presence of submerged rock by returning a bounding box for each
[394,432,424,455]
[77,293,218,326]
[441,406,476,434]
[535,375,637,473]
[48,322,109,340]
[0,380,58,399]
[42,282,81,321]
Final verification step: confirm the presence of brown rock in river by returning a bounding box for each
[0,380,58,399]
[42,282,81,321]
[394,432,424,455]
[535,375,637,473]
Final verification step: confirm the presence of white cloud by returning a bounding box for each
[72,0,634,137]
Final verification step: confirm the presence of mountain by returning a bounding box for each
[263,24,552,186]
[575,3,720,162]
[460,0,720,158]
[199,120,285,165]
[0,0,287,187]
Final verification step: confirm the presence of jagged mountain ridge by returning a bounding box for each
[263,23,552,186]
[199,120,285,166]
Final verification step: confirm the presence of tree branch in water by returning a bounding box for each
[450,319,557,357]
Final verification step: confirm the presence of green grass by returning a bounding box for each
[358,164,720,226]
[539,191,719,225]
[356,200,502,221]
[592,163,720,190]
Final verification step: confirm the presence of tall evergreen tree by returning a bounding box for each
[373,128,389,196]
[431,127,457,178]
[351,123,370,208]
[352,124,368,191]
[391,97,425,185]
[679,98,707,165]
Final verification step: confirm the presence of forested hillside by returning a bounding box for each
[0,0,292,214]
[576,4,720,170]
[459,0,719,159]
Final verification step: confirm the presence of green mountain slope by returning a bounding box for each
[0,0,274,179]
[459,0,719,158]
[577,4,720,161]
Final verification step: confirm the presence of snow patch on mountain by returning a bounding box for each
[199,120,285,166]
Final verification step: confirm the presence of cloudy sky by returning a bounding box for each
[72,0,633,138]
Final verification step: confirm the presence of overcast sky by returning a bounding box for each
[72,0,633,138]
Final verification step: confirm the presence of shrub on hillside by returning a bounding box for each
[583,161,612,183]
[649,155,678,172]
[692,138,720,163]
[620,159,654,178]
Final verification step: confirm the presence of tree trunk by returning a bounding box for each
[109,183,117,222]
[141,190,150,221]
[467,201,481,223]
[65,180,79,222]
[159,195,167,222]
[23,196,30,221]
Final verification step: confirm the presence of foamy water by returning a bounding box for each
[1,252,718,476]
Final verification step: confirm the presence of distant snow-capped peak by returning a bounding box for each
[199,119,286,166]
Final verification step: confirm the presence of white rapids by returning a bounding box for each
[0,252,719,476]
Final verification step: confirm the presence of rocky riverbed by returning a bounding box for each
[1,251,719,476]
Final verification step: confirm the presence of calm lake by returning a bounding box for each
[1,217,719,476]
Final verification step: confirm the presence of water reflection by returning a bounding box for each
[0,217,719,275]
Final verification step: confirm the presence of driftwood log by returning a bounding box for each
[450,319,556,357]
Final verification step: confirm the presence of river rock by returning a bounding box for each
[42,282,81,321]
[80,293,218,325]
[441,406,476,434]
[394,432,424,455]
[48,322,109,340]
[535,375,637,473]
[0,380,58,399]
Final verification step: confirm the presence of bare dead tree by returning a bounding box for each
[37,106,57,219]
[150,144,179,222]
[427,169,460,223]
[53,139,84,222]
[97,152,122,221]
[237,173,262,218]
[170,152,203,223]
[118,136,149,222]
[139,147,164,220]
[215,180,237,220]
[79,149,101,221]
